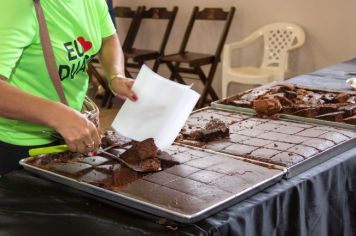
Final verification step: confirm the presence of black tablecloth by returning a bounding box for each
[1,59,356,236]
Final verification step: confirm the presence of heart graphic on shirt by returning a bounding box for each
[77,36,92,52]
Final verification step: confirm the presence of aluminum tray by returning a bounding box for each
[20,145,284,224]
[180,107,356,178]
[211,82,356,131]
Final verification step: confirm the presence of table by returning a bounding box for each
[1,59,356,236]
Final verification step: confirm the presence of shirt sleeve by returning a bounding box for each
[96,0,117,38]
[0,1,37,79]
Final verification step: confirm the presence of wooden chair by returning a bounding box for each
[89,6,144,108]
[160,7,236,108]
[124,7,179,77]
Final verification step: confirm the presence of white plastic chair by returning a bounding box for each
[222,22,305,98]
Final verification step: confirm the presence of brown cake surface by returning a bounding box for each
[25,141,282,216]
[120,138,158,163]
[180,118,230,143]
[252,98,282,116]
[176,108,356,167]
[101,130,132,148]
[220,83,356,123]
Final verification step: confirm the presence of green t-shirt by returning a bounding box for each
[0,0,116,146]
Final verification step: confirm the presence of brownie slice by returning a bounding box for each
[182,119,229,142]
[293,108,318,118]
[333,93,350,103]
[119,138,161,172]
[252,98,282,116]
[343,115,356,125]
[121,138,158,163]
[318,104,339,115]
[315,111,345,122]
[340,104,356,117]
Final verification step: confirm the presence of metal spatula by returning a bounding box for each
[28,145,147,173]
[97,149,147,173]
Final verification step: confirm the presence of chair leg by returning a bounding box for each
[101,90,111,107]
[197,62,219,108]
[125,68,133,78]
[152,58,160,72]
[165,61,186,84]
[194,66,219,100]
[106,93,114,109]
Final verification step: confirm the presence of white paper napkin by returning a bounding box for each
[111,65,200,149]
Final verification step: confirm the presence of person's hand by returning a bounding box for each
[49,106,101,154]
[110,77,138,101]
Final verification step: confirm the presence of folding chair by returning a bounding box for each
[160,7,235,108]
[124,6,179,77]
[89,6,144,108]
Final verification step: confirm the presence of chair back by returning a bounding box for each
[132,7,178,55]
[260,23,305,71]
[179,7,236,61]
[113,6,144,50]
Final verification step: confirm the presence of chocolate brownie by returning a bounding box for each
[219,83,356,124]
[178,108,356,169]
[316,111,345,122]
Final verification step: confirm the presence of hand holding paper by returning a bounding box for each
[111,65,200,149]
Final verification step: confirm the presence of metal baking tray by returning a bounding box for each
[179,107,356,178]
[20,145,284,224]
[211,82,356,131]
[283,136,356,178]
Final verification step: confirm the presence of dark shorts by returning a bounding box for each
[0,140,60,175]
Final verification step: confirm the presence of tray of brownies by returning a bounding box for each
[20,131,284,223]
[175,107,356,178]
[211,83,356,130]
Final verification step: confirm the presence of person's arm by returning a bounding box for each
[97,33,137,101]
[0,77,100,153]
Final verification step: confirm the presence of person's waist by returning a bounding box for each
[0,118,55,146]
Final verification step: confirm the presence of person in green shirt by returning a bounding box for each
[0,0,137,174]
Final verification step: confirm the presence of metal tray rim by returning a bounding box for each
[20,154,284,223]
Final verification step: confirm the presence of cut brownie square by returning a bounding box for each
[204,140,234,152]
[250,148,281,161]
[79,170,108,183]
[270,152,305,166]
[287,145,319,158]
[302,138,334,151]
[297,128,329,137]
[318,132,348,144]
[237,128,266,137]
[258,132,289,142]
[165,164,200,177]
[229,134,251,143]
[143,171,180,185]
[255,123,281,131]
[242,138,273,147]
[223,143,258,156]
[274,125,305,135]
[188,170,225,184]
[185,155,228,169]
[264,141,295,151]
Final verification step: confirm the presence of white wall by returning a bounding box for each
[114,0,356,96]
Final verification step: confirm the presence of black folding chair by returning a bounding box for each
[160,7,235,108]
[124,6,178,77]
